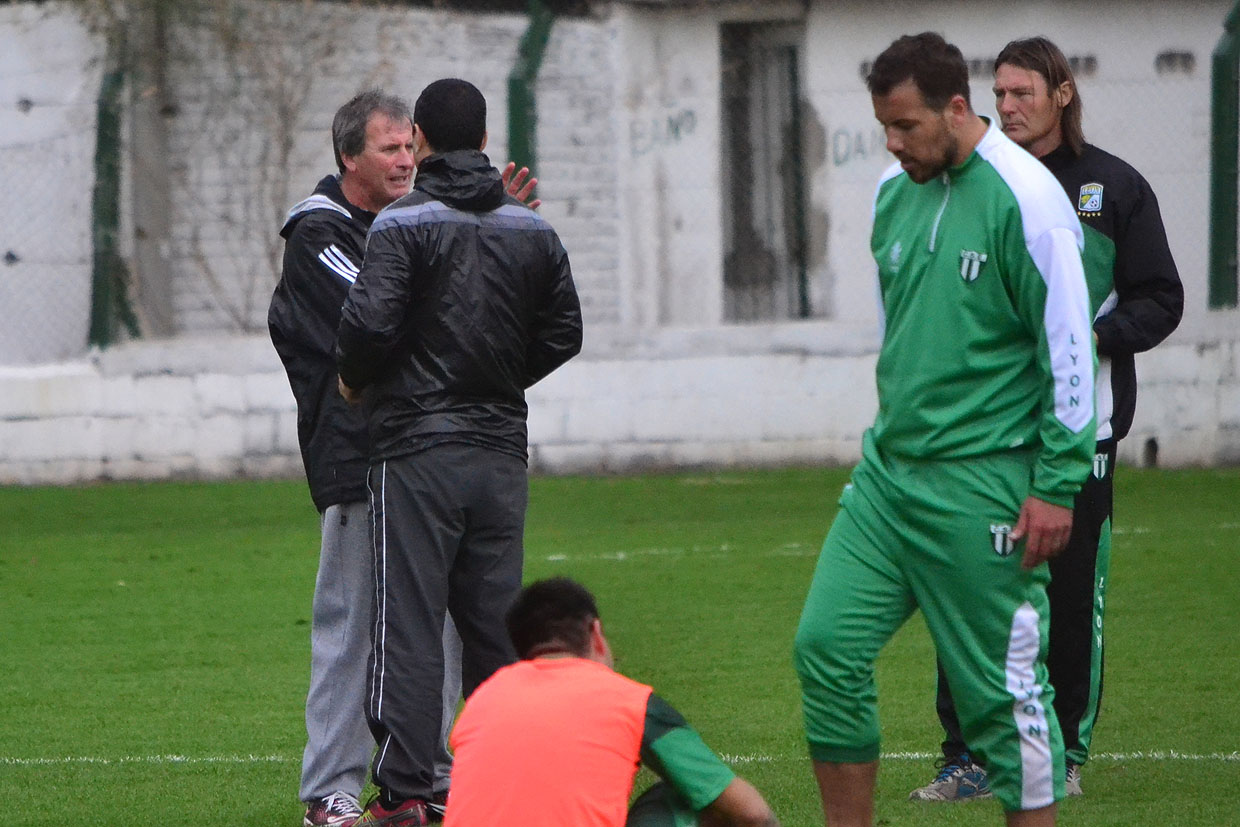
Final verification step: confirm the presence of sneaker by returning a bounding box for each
[304,792,363,827]
[426,790,448,823]
[908,752,993,801]
[356,795,430,826]
[1065,762,1083,797]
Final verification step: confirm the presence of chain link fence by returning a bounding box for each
[0,5,101,366]
[0,1,1233,366]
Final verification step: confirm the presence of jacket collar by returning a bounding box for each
[414,150,506,212]
[280,174,375,238]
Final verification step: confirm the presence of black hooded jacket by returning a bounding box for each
[269,174,373,511]
[336,150,582,462]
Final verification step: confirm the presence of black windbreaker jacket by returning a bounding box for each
[1042,143,1183,442]
[269,174,374,511]
[336,150,582,462]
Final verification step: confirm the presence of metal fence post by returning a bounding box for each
[1209,0,1240,309]
[507,0,555,176]
[89,20,139,348]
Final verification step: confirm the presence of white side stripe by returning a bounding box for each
[1093,289,1119,441]
[1095,358,1114,441]
[368,465,383,721]
[370,463,391,779]
[317,245,359,283]
[974,120,1093,434]
[1033,227,1095,433]
[324,244,359,275]
[377,463,388,720]
[1007,602,1055,809]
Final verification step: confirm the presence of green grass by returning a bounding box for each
[1,467,1237,825]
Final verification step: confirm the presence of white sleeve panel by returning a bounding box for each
[1028,227,1095,434]
[976,122,1084,250]
[871,165,902,342]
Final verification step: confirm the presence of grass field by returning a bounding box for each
[1,466,1237,826]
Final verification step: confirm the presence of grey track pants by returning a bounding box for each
[301,500,463,802]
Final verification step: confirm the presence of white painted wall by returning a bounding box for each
[614,7,725,327]
[0,1,101,365]
[0,0,1237,485]
[803,0,1232,335]
[0,324,879,484]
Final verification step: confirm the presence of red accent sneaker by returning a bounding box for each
[304,792,363,827]
[356,796,430,826]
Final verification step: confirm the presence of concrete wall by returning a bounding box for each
[1,0,1237,485]
[0,2,101,364]
[162,3,624,334]
[0,326,879,484]
[3,314,1230,484]
[802,0,1232,335]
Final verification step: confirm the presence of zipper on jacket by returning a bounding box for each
[928,172,950,252]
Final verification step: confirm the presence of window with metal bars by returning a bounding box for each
[721,22,810,323]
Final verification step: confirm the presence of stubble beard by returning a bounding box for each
[908,134,957,184]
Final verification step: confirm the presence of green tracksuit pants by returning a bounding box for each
[794,434,1066,811]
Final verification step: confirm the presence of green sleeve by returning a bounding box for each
[638,694,735,812]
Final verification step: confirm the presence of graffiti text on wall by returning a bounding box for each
[831,126,886,167]
[631,108,697,157]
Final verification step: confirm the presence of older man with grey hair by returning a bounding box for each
[269,88,536,827]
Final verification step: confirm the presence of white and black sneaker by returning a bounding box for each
[1065,762,1083,797]
[304,791,364,827]
[909,752,993,802]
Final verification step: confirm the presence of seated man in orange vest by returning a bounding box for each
[444,577,780,827]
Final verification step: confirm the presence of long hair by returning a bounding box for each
[995,37,1085,156]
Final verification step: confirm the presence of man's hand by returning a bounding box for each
[1010,496,1074,569]
[501,162,540,210]
[338,375,361,405]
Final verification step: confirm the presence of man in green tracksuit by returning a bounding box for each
[793,33,1095,827]
[909,36,1184,804]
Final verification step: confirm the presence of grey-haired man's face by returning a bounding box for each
[341,113,415,212]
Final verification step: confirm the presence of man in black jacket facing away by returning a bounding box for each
[271,90,465,827]
[271,90,538,827]
[337,78,582,826]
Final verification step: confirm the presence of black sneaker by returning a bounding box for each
[426,790,448,823]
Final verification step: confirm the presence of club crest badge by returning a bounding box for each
[889,240,902,271]
[1079,183,1104,213]
[990,524,1015,557]
[960,249,988,282]
[1093,452,1109,479]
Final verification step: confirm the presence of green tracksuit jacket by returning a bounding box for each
[869,120,1096,506]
